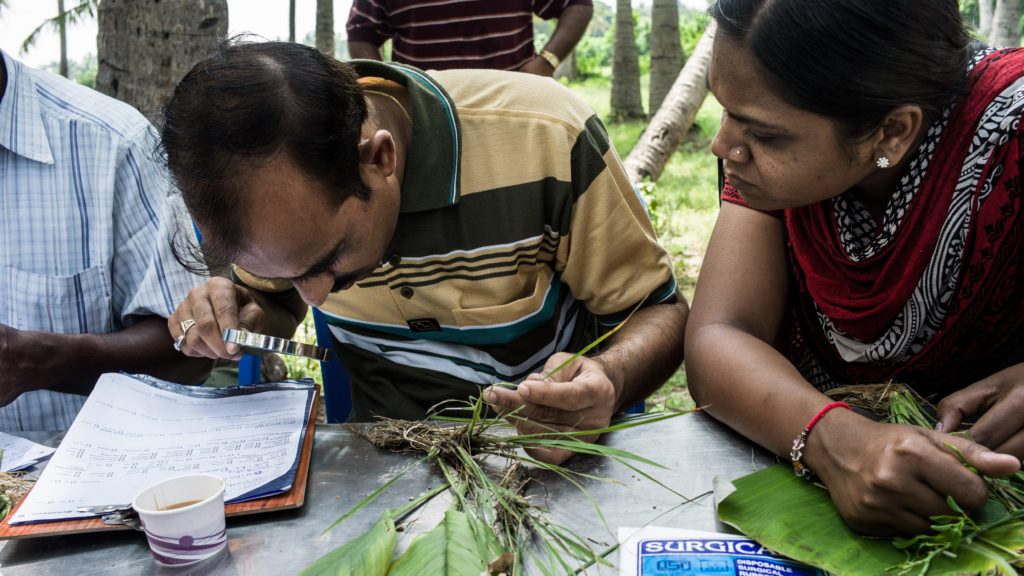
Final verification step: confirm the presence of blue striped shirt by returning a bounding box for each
[0,50,206,431]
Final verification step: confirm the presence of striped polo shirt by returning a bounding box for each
[236,61,677,420]
[346,0,592,71]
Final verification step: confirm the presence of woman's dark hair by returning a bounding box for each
[161,38,369,270]
[710,0,972,140]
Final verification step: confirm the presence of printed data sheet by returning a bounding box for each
[11,373,312,524]
[0,431,55,472]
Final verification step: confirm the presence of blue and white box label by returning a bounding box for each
[618,527,826,576]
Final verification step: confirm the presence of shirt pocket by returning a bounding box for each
[451,268,555,333]
[1,265,113,334]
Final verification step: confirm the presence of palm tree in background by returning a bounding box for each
[20,0,97,78]
[610,0,645,121]
[990,0,1021,47]
[97,0,228,126]
[979,0,994,39]
[624,22,715,185]
[289,0,296,43]
[648,0,683,116]
[315,0,334,56]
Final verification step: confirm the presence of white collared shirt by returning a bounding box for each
[0,50,206,431]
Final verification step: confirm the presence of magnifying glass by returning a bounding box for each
[222,328,332,362]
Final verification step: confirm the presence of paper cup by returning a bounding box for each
[132,473,227,566]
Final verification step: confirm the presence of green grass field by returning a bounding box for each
[572,77,721,411]
[283,75,722,413]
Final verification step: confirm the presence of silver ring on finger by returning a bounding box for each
[179,318,196,337]
[173,334,186,352]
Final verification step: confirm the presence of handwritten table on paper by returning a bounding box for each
[10,373,312,524]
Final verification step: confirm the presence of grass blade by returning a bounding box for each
[301,511,397,576]
[321,457,429,535]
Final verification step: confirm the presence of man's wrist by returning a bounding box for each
[591,353,626,407]
[6,327,67,391]
[537,49,561,70]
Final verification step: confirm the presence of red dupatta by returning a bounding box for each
[783,48,1024,392]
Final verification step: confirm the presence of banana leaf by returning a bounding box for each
[301,511,398,576]
[717,464,1024,575]
[388,509,508,576]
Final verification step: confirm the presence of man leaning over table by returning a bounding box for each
[0,47,213,431]
[165,40,688,464]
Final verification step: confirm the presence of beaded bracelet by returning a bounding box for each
[790,401,852,480]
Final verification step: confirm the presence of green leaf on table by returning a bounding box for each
[717,464,902,574]
[717,464,1024,576]
[388,509,508,576]
[300,511,398,576]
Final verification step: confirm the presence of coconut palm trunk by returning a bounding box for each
[624,22,716,185]
[289,0,296,43]
[979,0,994,39]
[316,0,335,56]
[57,0,68,77]
[96,0,228,126]
[610,0,645,121]
[989,0,1021,47]
[648,0,682,116]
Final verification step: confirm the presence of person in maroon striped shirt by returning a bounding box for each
[346,0,592,76]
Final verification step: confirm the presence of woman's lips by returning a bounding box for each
[725,171,756,192]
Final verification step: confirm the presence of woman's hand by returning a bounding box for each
[811,412,1019,536]
[936,363,1024,457]
[169,277,266,360]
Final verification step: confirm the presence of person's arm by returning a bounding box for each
[521,4,593,76]
[686,202,1018,536]
[348,41,383,61]
[488,295,687,463]
[593,295,688,408]
[345,0,389,61]
[0,318,213,406]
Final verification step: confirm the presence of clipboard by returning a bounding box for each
[0,384,319,540]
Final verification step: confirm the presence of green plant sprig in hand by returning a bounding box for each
[490,300,639,396]
[890,442,1024,575]
[892,496,979,576]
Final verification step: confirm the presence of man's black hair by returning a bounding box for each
[161,38,370,271]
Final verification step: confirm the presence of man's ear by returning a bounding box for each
[873,105,925,166]
[357,130,397,179]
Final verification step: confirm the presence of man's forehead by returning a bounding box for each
[232,229,336,280]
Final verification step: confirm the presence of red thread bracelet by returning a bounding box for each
[790,401,851,480]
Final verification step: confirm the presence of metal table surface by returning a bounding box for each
[0,413,776,575]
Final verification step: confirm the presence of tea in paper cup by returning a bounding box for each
[132,473,227,566]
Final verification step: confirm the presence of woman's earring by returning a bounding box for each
[876,156,891,169]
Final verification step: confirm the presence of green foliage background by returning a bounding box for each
[542,3,710,79]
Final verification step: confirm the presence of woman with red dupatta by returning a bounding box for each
[687,0,1024,536]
